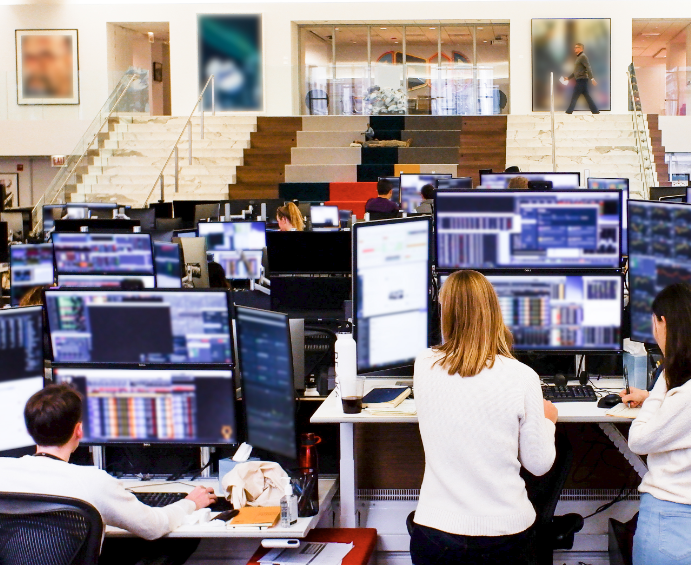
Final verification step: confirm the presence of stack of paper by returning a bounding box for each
[366,398,416,416]
[227,507,281,531]
[259,542,354,565]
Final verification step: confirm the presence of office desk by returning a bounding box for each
[311,377,646,527]
[106,477,338,539]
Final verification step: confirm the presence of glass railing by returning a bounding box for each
[302,63,508,116]
[29,69,149,236]
[628,64,655,198]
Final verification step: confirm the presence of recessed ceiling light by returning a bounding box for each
[429,27,436,30]
[642,32,661,36]
[478,27,484,30]
[483,40,488,43]
[380,27,387,30]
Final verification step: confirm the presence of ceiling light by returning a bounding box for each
[478,27,483,30]
[641,32,661,36]
[429,27,436,30]
[380,27,387,30]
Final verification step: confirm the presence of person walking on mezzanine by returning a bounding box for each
[560,42,599,115]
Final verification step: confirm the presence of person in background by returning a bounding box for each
[561,42,599,115]
[508,176,530,189]
[415,184,436,214]
[0,385,216,565]
[364,123,375,140]
[18,285,46,307]
[365,179,399,215]
[505,165,521,173]
[208,261,231,290]
[276,202,305,232]
[411,270,557,565]
[625,283,691,564]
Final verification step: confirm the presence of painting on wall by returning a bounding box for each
[198,15,263,111]
[0,173,19,208]
[16,29,79,105]
[532,19,611,112]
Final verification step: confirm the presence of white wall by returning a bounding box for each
[0,156,53,207]
[634,57,666,115]
[2,1,691,156]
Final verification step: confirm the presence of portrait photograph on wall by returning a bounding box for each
[198,15,263,111]
[16,29,79,105]
[532,19,611,112]
[0,173,19,208]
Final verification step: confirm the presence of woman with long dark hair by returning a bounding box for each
[629,283,691,564]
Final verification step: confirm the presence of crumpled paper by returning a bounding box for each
[220,461,289,508]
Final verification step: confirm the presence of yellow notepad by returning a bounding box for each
[228,506,281,528]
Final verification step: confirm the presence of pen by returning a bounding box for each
[624,366,631,408]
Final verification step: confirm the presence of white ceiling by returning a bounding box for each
[112,22,170,42]
[632,19,689,57]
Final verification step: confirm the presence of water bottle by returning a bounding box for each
[334,332,357,398]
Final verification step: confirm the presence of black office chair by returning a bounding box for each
[0,492,103,565]
[367,211,398,221]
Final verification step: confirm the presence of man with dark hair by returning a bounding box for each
[0,384,216,564]
[365,178,399,214]
[416,184,436,214]
[561,42,599,115]
[505,165,521,173]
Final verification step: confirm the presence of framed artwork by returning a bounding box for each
[153,62,163,83]
[198,15,263,111]
[532,19,611,112]
[16,29,79,105]
[0,173,19,208]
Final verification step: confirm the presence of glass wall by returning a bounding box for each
[299,22,510,116]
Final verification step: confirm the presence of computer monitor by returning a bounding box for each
[10,244,54,306]
[378,177,401,203]
[480,172,581,189]
[56,274,156,289]
[235,306,296,459]
[436,177,473,190]
[671,173,690,183]
[0,306,44,451]
[45,289,233,365]
[53,367,237,446]
[173,229,197,238]
[310,205,340,230]
[194,203,221,225]
[587,178,629,254]
[661,195,685,203]
[435,190,622,270]
[628,200,691,343]
[52,233,154,275]
[154,242,183,288]
[486,274,623,352]
[353,217,431,372]
[266,231,351,274]
[399,174,452,213]
[197,222,266,280]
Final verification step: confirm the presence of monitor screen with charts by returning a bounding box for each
[45,289,233,365]
[354,217,431,372]
[52,233,154,275]
[436,177,473,190]
[154,242,183,288]
[587,178,629,254]
[480,172,581,189]
[56,274,156,289]
[53,368,237,446]
[0,307,44,451]
[310,205,340,230]
[198,222,266,280]
[486,274,623,352]
[10,244,54,306]
[400,174,452,214]
[379,177,401,203]
[236,307,296,459]
[629,200,691,343]
[435,190,622,270]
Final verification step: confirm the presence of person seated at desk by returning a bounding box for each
[411,270,557,565]
[208,261,231,289]
[415,184,436,214]
[365,179,399,215]
[620,283,691,564]
[276,202,304,232]
[508,176,530,189]
[0,384,217,565]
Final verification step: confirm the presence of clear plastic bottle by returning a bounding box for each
[280,477,298,527]
[335,332,357,398]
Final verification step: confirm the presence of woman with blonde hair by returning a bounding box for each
[276,202,304,232]
[411,270,557,565]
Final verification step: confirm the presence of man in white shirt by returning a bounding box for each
[0,384,217,565]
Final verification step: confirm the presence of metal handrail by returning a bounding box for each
[29,71,141,237]
[143,75,215,206]
[550,72,556,173]
[627,69,655,199]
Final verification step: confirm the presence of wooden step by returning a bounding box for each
[229,184,280,199]
[249,132,298,148]
[257,117,303,133]
[236,166,286,184]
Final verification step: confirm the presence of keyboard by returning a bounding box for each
[132,491,232,512]
[542,384,597,402]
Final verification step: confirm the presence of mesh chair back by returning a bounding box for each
[0,492,103,565]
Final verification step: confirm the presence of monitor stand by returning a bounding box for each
[91,445,105,470]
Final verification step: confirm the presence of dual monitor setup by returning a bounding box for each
[1,291,298,461]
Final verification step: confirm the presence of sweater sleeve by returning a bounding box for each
[628,377,691,455]
[518,370,556,476]
[96,474,196,540]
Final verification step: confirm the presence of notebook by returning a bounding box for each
[228,506,281,530]
[362,387,411,408]
[606,403,641,419]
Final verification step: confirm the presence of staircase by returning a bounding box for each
[67,115,257,205]
[646,114,670,186]
[505,114,653,198]
[457,116,508,187]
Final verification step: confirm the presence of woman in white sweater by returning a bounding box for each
[628,283,691,565]
[411,270,558,565]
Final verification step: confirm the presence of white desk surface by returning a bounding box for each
[311,377,633,424]
[106,477,337,539]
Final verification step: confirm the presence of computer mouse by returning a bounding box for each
[597,393,623,409]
